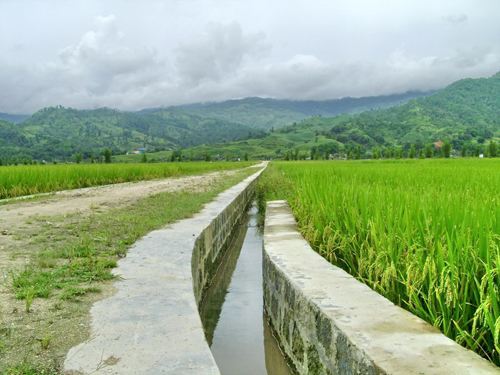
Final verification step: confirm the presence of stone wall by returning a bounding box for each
[263,200,498,375]
[192,170,260,305]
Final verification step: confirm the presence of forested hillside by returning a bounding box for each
[174,91,429,130]
[172,72,499,160]
[0,92,426,162]
[0,107,261,161]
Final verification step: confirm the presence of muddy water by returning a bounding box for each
[200,204,292,375]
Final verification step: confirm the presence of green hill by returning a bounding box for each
[172,72,500,160]
[0,92,427,162]
[0,107,261,161]
[172,91,429,130]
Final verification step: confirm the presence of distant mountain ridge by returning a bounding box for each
[0,112,30,124]
[0,91,428,161]
[170,91,430,130]
[173,72,500,160]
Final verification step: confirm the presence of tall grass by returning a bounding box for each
[0,161,253,199]
[261,159,499,365]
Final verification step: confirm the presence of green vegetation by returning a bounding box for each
[259,159,499,364]
[1,167,257,373]
[175,72,500,160]
[0,92,426,163]
[176,92,427,130]
[0,107,264,162]
[0,161,252,199]
[1,363,58,375]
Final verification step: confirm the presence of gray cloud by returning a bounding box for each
[0,0,499,113]
[443,14,468,24]
[175,22,269,85]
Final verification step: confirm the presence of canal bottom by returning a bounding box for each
[199,203,292,375]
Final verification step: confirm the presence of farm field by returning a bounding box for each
[0,161,254,200]
[259,159,499,365]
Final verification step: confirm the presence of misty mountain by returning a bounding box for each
[0,112,30,124]
[176,72,500,160]
[0,92,428,161]
[170,91,431,130]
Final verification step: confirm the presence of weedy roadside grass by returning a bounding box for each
[258,159,499,365]
[0,161,253,200]
[0,167,258,374]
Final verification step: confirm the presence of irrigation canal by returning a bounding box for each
[200,203,292,375]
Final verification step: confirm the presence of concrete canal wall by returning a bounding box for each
[64,166,264,374]
[263,200,498,375]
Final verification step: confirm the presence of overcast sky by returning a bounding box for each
[1,0,499,113]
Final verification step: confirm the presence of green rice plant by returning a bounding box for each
[24,287,35,313]
[0,161,253,199]
[260,159,500,365]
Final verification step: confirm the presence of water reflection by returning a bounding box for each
[264,318,293,375]
[200,204,292,375]
[199,220,247,346]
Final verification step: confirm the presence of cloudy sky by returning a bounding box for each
[1,0,499,113]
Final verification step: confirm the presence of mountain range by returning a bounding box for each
[159,72,499,161]
[0,91,428,161]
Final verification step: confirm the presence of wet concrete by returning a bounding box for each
[201,204,292,375]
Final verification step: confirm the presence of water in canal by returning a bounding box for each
[200,204,292,375]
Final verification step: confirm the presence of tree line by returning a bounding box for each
[282,140,498,161]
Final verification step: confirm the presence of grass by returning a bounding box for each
[1,364,58,375]
[1,166,258,373]
[259,159,499,365]
[0,161,253,200]
[11,167,257,301]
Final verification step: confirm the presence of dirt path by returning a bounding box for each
[0,168,246,277]
[0,169,239,233]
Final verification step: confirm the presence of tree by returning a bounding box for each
[74,153,83,164]
[243,152,249,161]
[103,149,112,163]
[141,153,148,163]
[409,145,416,159]
[425,145,433,158]
[443,142,451,158]
[396,147,403,159]
[461,144,468,157]
[310,146,318,160]
[488,140,497,157]
[170,149,182,162]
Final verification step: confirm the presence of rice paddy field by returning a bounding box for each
[0,161,254,200]
[260,159,499,365]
